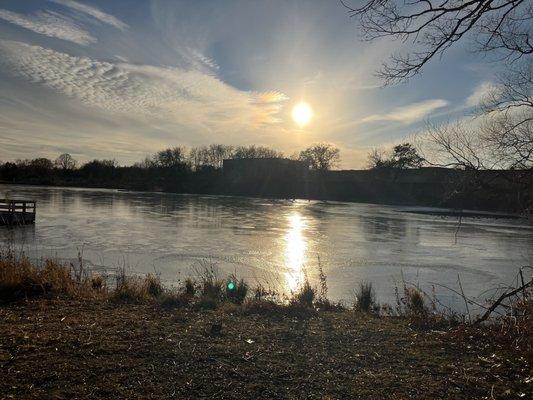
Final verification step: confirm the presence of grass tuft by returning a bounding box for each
[225,274,248,304]
[184,278,196,297]
[292,280,315,307]
[354,281,377,313]
[144,274,164,297]
[404,287,427,317]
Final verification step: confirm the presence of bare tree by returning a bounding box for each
[420,118,533,210]
[422,120,494,169]
[482,112,533,168]
[207,144,235,168]
[189,144,235,169]
[481,60,533,115]
[133,156,156,169]
[366,147,388,169]
[299,143,341,171]
[153,147,187,168]
[232,145,283,159]
[55,153,77,170]
[342,0,532,83]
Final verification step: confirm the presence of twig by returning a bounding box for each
[457,274,471,323]
[475,278,533,324]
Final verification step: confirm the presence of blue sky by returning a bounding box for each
[0,0,499,168]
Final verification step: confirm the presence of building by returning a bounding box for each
[222,158,308,197]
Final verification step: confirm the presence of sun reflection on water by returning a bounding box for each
[284,211,306,293]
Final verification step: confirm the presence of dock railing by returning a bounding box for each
[0,199,36,225]
[0,200,36,214]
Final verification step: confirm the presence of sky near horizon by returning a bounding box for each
[0,0,499,168]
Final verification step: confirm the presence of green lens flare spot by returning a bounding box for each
[227,281,236,291]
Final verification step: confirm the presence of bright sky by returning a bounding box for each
[0,0,499,168]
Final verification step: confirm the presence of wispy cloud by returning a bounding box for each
[362,99,449,124]
[50,0,128,30]
[0,9,95,45]
[0,40,287,129]
[465,81,496,108]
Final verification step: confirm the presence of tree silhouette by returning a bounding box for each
[299,143,341,171]
[367,143,424,169]
[343,0,532,83]
[55,153,77,170]
[154,147,187,168]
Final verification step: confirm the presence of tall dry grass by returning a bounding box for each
[0,250,98,301]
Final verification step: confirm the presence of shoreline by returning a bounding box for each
[1,182,531,219]
[2,180,532,217]
[1,255,532,399]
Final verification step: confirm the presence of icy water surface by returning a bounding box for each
[1,184,532,310]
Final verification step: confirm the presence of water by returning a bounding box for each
[1,184,532,310]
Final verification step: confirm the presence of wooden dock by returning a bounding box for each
[0,200,36,226]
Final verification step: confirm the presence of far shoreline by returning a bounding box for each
[1,182,530,220]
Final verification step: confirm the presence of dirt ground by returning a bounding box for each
[0,299,530,399]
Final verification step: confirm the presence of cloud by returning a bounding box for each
[50,0,128,30]
[362,99,449,124]
[0,9,95,45]
[0,40,287,131]
[465,81,496,107]
[187,47,219,71]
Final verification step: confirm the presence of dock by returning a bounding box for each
[0,200,36,226]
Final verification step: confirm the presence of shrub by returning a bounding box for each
[225,274,248,304]
[253,284,279,301]
[293,280,315,307]
[197,266,224,301]
[184,278,196,297]
[144,274,163,297]
[314,298,345,312]
[91,274,104,290]
[113,270,162,303]
[354,281,376,313]
[113,277,146,302]
[405,287,427,317]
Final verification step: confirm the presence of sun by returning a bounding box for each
[292,101,312,127]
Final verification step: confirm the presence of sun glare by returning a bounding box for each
[284,211,306,292]
[292,101,312,127]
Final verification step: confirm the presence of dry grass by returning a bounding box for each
[1,252,531,358]
[225,274,248,304]
[0,299,530,399]
[0,252,97,301]
[354,281,377,313]
[112,270,166,303]
[292,279,315,307]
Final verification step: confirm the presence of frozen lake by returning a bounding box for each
[1,184,532,311]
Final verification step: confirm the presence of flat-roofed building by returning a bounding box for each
[222,158,308,198]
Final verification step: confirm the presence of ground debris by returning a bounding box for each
[0,299,530,399]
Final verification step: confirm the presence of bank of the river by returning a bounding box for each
[0,298,531,399]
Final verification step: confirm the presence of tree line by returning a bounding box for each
[1,143,340,174]
[0,143,341,193]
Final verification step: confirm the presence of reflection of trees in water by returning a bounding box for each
[361,216,406,240]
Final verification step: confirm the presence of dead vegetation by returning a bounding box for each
[1,298,531,399]
[0,252,531,398]
[0,249,101,301]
